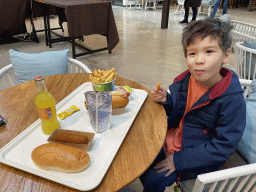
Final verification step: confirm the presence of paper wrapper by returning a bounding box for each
[47,129,95,151]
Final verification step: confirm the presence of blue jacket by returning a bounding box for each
[162,68,246,180]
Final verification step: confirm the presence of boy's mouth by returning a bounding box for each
[195,70,205,75]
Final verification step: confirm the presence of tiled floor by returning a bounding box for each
[1,4,256,192]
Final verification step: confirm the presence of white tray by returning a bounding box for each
[0,82,147,191]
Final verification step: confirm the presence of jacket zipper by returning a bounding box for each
[176,100,210,187]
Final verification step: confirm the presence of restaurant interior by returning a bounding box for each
[1,1,256,92]
[1,0,256,191]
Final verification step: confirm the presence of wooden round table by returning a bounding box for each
[0,73,167,192]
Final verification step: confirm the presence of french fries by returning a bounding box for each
[156,82,161,90]
[89,68,118,84]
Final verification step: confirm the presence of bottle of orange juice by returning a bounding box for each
[34,76,60,135]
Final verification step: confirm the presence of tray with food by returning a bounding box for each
[0,80,148,191]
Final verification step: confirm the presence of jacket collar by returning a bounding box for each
[173,70,190,83]
[173,68,234,100]
[209,68,233,100]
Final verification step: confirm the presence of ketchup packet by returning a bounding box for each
[115,85,133,98]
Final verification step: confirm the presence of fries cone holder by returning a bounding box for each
[92,78,115,92]
[84,91,112,133]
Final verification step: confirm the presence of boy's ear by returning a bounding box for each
[223,49,231,65]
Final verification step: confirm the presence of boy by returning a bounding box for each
[140,18,246,192]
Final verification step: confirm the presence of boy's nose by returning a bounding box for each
[195,54,205,64]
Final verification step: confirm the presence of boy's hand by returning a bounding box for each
[151,86,167,103]
[154,154,176,177]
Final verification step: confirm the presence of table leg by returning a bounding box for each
[46,4,52,48]
[161,0,171,29]
[28,0,39,43]
[247,0,253,11]
[43,5,48,46]
[72,37,76,59]
[29,19,39,43]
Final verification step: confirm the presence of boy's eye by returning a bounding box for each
[188,52,195,56]
[206,50,214,53]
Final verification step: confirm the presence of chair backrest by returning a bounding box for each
[231,20,256,51]
[198,0,215,17]
[240,78,253,100]
[191,79,254,192]
[201,0,215,5]
[0,58,92,91]
[192,163,256,192]
[235,42,256,80]
[223,65,251,99]
[68,58,92,73]
[177,0,184,5]
[0,64,15,90]
[174,0,185,15]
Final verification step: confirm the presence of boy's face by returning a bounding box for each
[186,36,230,88]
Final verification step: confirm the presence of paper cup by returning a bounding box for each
[92,78,115,92]
[84,91,112,133]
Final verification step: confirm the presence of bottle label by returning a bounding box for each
[36,107,53,120]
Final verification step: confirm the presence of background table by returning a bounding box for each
[0,74,167,192]
[0,0,28,39]
[38,0,119,58]
[0,0,62,43]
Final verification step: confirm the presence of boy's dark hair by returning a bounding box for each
[182,18,233,57]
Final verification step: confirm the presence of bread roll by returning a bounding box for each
[112,95,129,109]
[31,143,90,172]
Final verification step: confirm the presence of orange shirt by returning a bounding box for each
[164,76,210,156]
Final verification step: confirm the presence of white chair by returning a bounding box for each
[198,0,216,17]
[180,78,254,192]
[144,0,156,10]
[235,42,256,80]
[191,161,256,192]
[67,58,92,74]
[0,58,92,90]
[174,0,185,15]
[126,0,142,10]
[231,20,256,52]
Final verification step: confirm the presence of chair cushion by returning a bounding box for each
[237,79,256,163]
[243,40,256,79]
[9,49,69,84]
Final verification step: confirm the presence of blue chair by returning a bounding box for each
[0,49,92,90]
